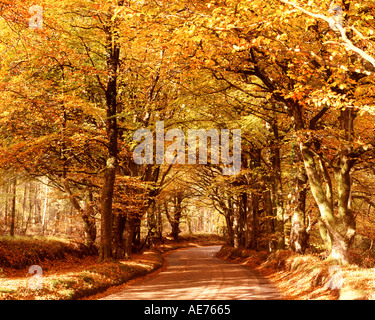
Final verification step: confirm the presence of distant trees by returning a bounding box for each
[0,176,80,237]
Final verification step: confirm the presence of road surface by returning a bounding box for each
[101,246,281,300]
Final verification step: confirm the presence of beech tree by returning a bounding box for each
[0,1,105,247]
[182,0,375,263]
[279,0,375,264]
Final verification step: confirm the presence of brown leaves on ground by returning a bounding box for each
[0,250,163,300]
[0,236,162,300]
[0,234,224,300]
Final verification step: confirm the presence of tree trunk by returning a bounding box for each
[133,216,141,250]
[225,212,234,246]
[165,192,184,241]
[83,190,97,250]
[41,180,49,235]
[233,202,240,249]
[112,212,126,258]
[63,179,97,250]
[290,150,309,254]
[25,182,34,235]
[4,183,9,230]
[171,218,181,241]
[9,178,17,237]
[330,152,356,263]
[157,205,163,241]
[243,193,250,248]
[99,4,121,261]
[246,192,259,250]
[99,162,116,261]
[299,142,356,264]
[267,121,285,250]
[264,189,276,251]
[123,213,135,259]
[171,203,183,241]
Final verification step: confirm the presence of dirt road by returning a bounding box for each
[101,246,281,300]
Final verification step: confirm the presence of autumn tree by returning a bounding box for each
[182,0,375,263]
[2,0,375,267]
[0,0,108,247]
[277,0,375,263]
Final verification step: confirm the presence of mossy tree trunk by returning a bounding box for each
[299,143,356,264]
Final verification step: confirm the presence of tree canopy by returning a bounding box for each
[0,0,375,265]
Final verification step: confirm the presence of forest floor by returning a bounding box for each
[5,234,375,300]
[217,246,375,300]
[0,233,224,300]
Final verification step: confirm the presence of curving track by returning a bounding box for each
[101,246,281,300]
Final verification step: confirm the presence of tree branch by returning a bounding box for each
[279,0,375,69]
[349,139,375,159]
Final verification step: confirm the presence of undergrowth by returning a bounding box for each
[0,236,96,269]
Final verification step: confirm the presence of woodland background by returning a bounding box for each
[0,0,375,268]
